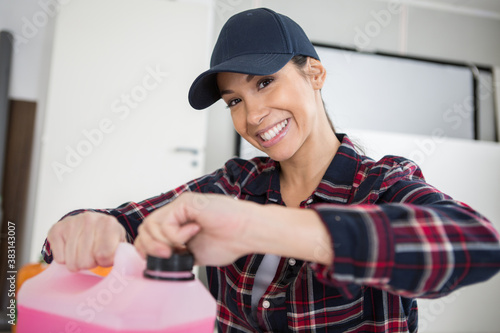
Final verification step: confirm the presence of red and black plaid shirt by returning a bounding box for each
[43,134,500,332]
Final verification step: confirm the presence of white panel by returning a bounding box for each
[261,0,404,52]
[477,70,497,141]
[316,46,475,139]
[348,129,500,333]
[496,67,500,139]
[0,0,55,101]
[407,6,500,66]
[30,0,211,261]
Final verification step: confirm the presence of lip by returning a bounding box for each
[256,118,291,148]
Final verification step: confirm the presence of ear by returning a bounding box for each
[306,57,326,90]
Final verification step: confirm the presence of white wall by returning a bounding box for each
[0,0,214,265]
[29,0,212,264]
[0,0,216,266]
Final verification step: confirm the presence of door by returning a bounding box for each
[30,0,211,261]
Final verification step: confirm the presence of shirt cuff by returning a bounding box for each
[309,204,395,298]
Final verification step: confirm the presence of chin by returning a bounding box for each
[246,140,297,162]
[266,150,295,162]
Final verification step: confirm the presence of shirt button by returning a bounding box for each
[288,258,296,266]
[262,300,271,309]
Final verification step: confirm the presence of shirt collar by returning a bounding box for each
[315,133,361,204]
[240,134,361,204]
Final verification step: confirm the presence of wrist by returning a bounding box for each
[244,204,333,265]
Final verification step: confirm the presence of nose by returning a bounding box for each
[245,97,269,126]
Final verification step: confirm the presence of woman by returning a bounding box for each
[44,8,500,332]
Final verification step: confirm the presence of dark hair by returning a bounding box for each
[290,55,336,133]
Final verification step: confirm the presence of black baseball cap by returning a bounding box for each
[188,8,319,110]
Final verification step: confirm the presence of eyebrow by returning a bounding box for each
[220,89,234,96]
[220,75,256,96]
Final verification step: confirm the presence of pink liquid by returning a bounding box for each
[17,305,215,333]
[17,244,216,333]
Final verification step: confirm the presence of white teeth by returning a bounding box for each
[259,119,289,141]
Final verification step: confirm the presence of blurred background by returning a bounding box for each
[0,0,499,331]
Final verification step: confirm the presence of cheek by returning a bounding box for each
[276,79,311,111]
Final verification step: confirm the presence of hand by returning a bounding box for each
[135,192,255,266]
[46,212,127,271]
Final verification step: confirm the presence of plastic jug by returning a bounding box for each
[16,243,217,332]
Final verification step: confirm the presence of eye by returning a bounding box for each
[257,78,273,90]
[226,98,242,108]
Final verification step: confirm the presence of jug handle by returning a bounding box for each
[110,242,146,278]
[42,243,145,279]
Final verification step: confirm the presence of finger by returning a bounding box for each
[92,219,123,267]
[75,221,97,270]
[161,222,201,248]
[46,223,67,264]
[134,235,146,258]
[136,224,172,258]
[64,220,83,272]
[141,217,172,245]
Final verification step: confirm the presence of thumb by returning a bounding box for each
[171,222,201,247]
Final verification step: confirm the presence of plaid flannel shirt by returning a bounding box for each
[43,134,500,332]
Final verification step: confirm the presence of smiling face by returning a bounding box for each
[217,58,328,162]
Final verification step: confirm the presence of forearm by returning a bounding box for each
[312,200,500,298]
[244,204,334,265]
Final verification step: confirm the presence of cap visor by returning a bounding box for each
[188,53,293,110]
